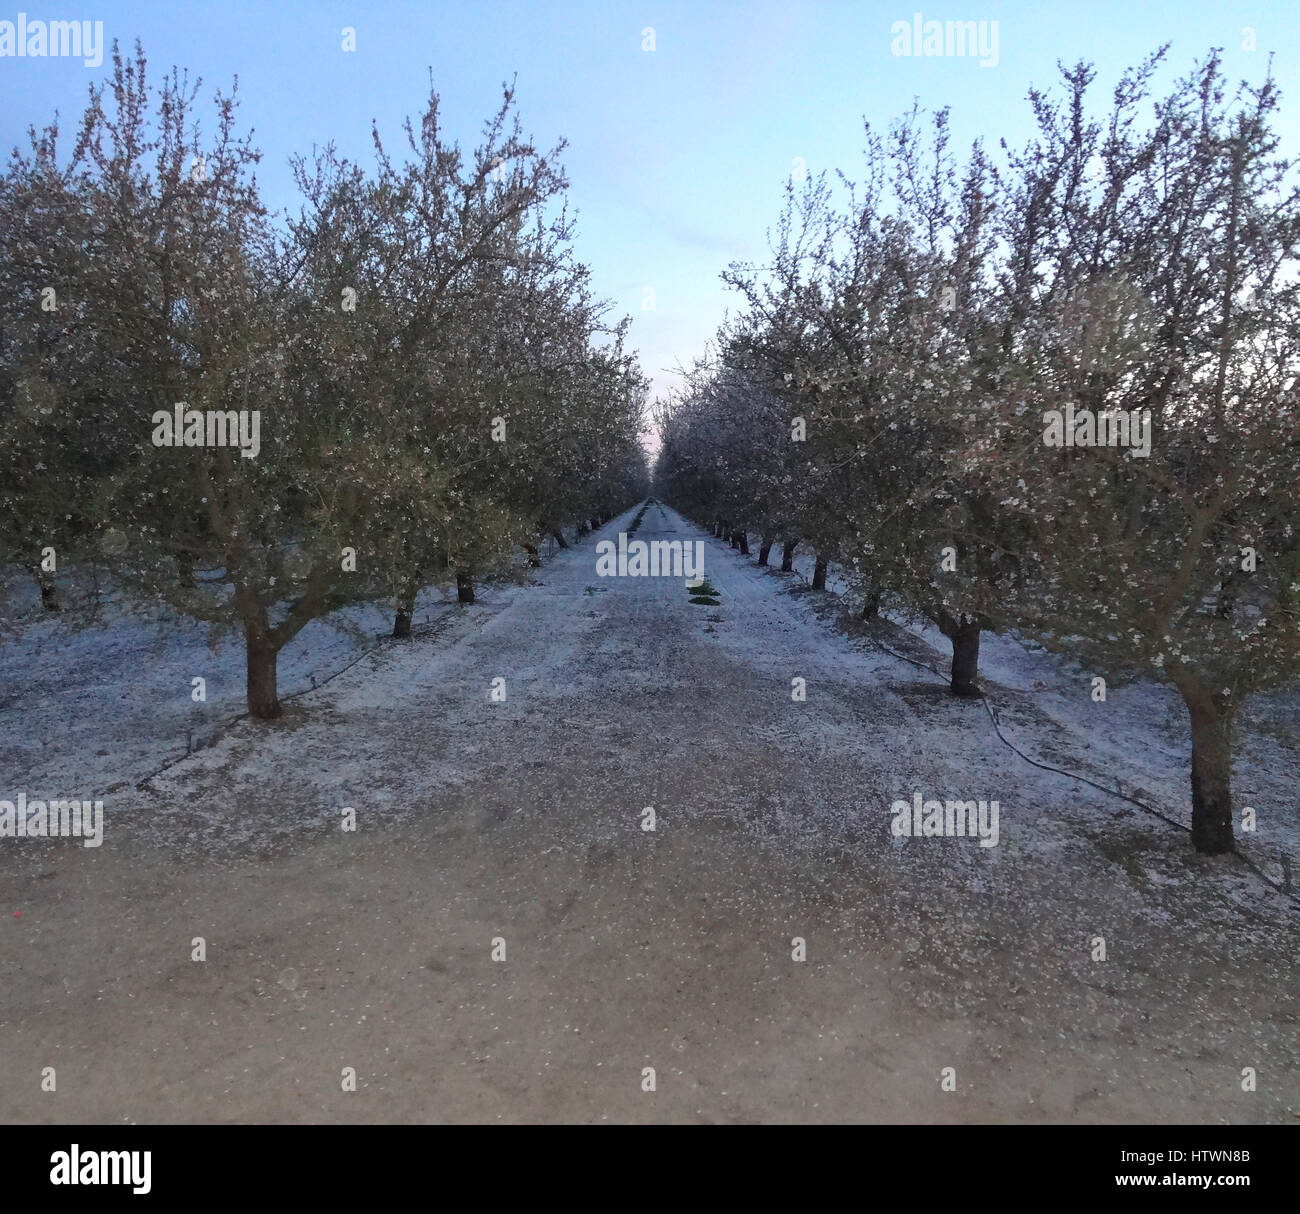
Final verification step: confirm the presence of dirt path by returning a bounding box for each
[2,503,1297,1123]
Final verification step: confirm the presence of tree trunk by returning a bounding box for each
[738,532,750,556]
[178,553,195,590]
[729,531,740,549]
[1215,573,1239,618]
[781,540,797,572]
[590,517,600,531]
[551,530,569,550]
[456,570,475,604]
[940,614,982,698]
[714,521,723,538]
[37,568,59,611]
[577,521,589,537]
[392,581,417,637]
[861,591,880,619]
[245,623,282,719]
[524,543,541,569]
[812,555,827,591]
[1182,685,1235,855]
[757,538,772,567]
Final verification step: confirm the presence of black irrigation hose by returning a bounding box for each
[863,632,1300,912]
[981,696,1191,835]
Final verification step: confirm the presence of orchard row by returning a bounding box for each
[1,45,651,717]
[655,50,1300,855]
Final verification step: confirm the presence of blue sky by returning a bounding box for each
[3,0,1297,427]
